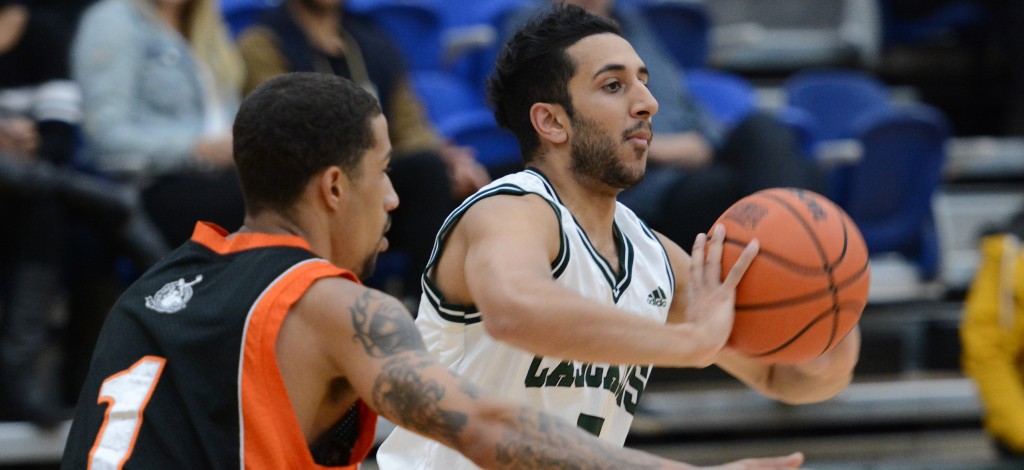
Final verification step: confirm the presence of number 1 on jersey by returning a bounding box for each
[88,356,166,470]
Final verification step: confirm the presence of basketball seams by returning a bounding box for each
[761,190,832,269]
[747,302,861,358]
[736,263,868,310]
[723,238,829,274]
[717,188,868,364]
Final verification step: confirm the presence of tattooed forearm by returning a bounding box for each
[350,289,425,357]
[372,351,468,446]
[495,408,663,470]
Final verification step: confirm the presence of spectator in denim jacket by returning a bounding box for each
[72,0,246,246]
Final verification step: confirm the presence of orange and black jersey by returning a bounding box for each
[62,222,376,469]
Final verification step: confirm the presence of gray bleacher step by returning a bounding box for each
[0,419,70,464]
[631,376,980,438]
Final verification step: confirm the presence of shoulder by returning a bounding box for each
[462,191,557,227]
[293,276,412,339]
[297,276,423,356]
[654,230,690,278]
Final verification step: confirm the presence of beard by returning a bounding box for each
[569,115,646,190]
[357,253,378,281]
[356,216,391,279]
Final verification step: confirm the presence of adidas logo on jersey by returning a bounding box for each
[646,287,667,307]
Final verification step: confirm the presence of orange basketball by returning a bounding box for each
[713,187,870,364]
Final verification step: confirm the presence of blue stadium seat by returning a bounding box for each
[221,0,282,37]
[636,0,710,69]
[345,0,445,71]
[785,67,890,142]
[839,104,951,279]
[409,71,519,176]
[684,68,756,129]
[784,68,894,198]
[437,110,521,176]
[409,70,485,126]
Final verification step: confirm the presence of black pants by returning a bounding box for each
[717,111,827,196]
[372,151,453,299]
[142,168,246,248]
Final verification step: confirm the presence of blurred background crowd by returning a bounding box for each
[1,0,1023,468]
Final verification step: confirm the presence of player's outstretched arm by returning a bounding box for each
[453,196,758,368]
[306,280,802,469]
[715,326,860,405]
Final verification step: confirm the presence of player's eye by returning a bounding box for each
[603,81,622,92]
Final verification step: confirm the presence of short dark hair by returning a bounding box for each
[233,73,382,215]
[487,4,621,163]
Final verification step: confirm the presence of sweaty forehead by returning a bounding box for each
[566,33,643,77]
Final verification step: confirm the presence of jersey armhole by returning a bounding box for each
[421,187,568,321]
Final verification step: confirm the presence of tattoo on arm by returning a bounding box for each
[372,352,468,446]
[350,289,424,357]
[350,289,469,445]
[496,409,662,470]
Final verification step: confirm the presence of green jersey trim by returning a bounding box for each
[421,181,570,325]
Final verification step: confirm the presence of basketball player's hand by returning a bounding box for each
[683,224,759,365]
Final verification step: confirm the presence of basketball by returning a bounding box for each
[713,187,870,364]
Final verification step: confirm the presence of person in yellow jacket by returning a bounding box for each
[961,209,1024,459]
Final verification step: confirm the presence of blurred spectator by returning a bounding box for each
[236,0,490,301]
[0,0,166,427]
[503,0,825,246]
[71,0,246,247]
[961,208,1024,461]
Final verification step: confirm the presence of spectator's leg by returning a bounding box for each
[386,151,453,301]
[621,164,740,248]
[718,111,827,196]
[0,196,72,427]
[141,169,246,247]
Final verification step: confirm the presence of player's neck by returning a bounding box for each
[237,210,321,252]
[531,161,619,247]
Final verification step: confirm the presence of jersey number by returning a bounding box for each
[88,356,166,470]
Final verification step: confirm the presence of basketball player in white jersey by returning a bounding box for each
[378,5,859,469]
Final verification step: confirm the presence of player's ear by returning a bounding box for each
[319,166,346,210]
[530,102,568,145]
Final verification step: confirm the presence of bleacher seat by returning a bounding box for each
[345,0,445,71]
[439,110,521,177]
[636,0,711,69]
[409,70,485,126]
[783,68,893,198]
[684,67,756,129]
[785,67,890,142]
[221,0,282,37]
[841,104,951,280]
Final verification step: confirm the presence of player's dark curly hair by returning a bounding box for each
[487,4,620,163]
[233,72,382,215]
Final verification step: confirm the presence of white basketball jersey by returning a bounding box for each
[377,169,675,469]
